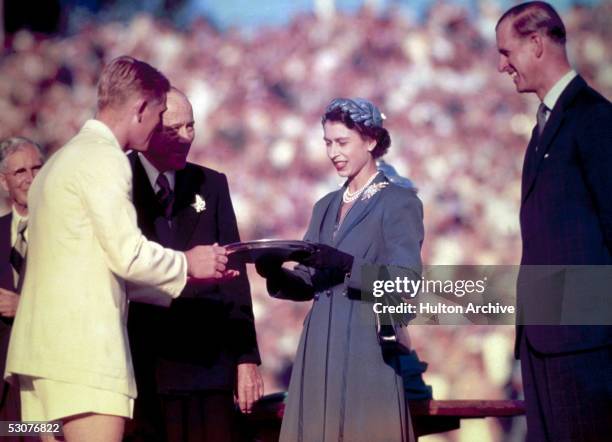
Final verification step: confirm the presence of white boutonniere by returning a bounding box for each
[361,182,388,200]
[191,194,206,212]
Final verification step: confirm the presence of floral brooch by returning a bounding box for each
[191,194,206,213]
[362,182,388,200]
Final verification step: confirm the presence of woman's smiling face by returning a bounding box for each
[323,121,375,179]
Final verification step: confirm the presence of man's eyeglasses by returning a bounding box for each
[3,165,43,181]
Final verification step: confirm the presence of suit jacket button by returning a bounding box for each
[326,290,332,297]
[314,293,320,300]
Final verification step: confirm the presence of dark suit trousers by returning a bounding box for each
[125,391,237,442]
[161,391,237,442]
[520,336,612,442]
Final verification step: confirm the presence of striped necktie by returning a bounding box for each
[10,218,27,287]
[156,173,174,219]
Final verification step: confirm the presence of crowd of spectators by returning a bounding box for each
[1,2,610,440]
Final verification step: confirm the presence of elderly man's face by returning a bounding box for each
[146,91,195,172]
[0,144,43,213]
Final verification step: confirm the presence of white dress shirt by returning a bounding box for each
[137,153,175,193]
[540,69,577,122]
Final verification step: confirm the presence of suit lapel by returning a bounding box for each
[0,214,15,293]
[521,126,540,202]
[522,76,586,203]
[0,215,14,327]
[172,166,206,250]
[319,191,342,244]
[333,174,388,246]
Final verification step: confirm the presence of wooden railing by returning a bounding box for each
[245,392,525,441]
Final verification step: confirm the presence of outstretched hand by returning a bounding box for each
[185,243,236,280]
[187,269,240,285]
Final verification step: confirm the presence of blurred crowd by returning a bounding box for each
[1,1,611,440]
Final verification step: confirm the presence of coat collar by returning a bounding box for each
[82,119,122,151]
[317,172,390,247]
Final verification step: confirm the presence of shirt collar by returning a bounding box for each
[10,206,28,243]
[542,69,577,111]
[137,153,175,192]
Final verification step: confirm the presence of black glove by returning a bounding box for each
[255,254,284,279]
[255,254,314,300]
[299,244,354,274]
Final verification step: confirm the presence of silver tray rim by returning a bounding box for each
[225,239,316,254]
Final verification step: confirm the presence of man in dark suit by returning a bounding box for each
[496,2,612,441]
[126,87,263,442]
[0,137,44,436]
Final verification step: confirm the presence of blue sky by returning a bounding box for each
[63,0,603,31]
[175,0,602,29]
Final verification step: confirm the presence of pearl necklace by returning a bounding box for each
[343,171,379,203]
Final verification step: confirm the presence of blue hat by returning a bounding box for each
[325,97,385,127]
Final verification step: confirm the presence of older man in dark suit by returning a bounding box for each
[496,2,612,441]
[126,87,262,442]
[0,137,43,439]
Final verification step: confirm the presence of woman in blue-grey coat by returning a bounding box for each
[257,98,423,442]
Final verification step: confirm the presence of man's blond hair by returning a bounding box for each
[97,56,170,111]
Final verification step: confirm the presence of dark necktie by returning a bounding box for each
[156,173,174,219]
[10,219,27,286]
[536,103,549,145]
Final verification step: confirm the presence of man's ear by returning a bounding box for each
[0,173,9,193]
[530,31,544,58]
[135,98,148,123]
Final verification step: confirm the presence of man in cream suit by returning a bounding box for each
[6,56,231,442]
